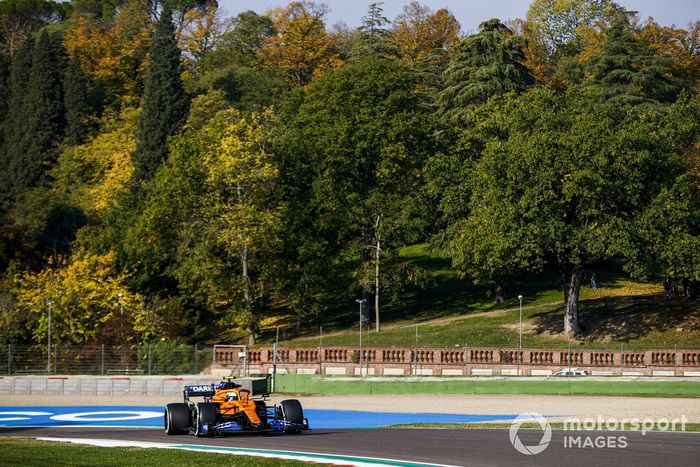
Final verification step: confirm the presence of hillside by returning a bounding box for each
[259,245,700,350]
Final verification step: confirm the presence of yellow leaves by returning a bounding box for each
[63,0,151,104]
[205,112,278,190]
[177,3,233,78]
[261,1,342,86]
[636,20,700,92]
[576,23,605,65]
[69,108,138,215]
[201,109,283,257]
[391,3,460,69]
[12,251,143,345]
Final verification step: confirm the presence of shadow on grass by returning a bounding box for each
[532,294,700,347]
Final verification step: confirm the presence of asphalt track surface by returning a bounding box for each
[1,426,698,467]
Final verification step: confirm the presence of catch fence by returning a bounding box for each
[0,344,212,375]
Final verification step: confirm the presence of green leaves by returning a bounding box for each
[433,85,698,308]
[584,11,685,107]
[132,6,188,184]
[438,19,534,127]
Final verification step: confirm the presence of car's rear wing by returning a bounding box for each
[184,384,216,400]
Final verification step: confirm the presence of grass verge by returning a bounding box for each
[0,438,310,467]
[274,374,700,397]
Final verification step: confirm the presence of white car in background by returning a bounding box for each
[554,368,589,376]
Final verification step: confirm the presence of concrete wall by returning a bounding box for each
[0,376,265,397]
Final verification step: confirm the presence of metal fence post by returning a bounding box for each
[101,344,105,375]
[7,344,11,375]
[272,342,277,392]
[194,344,198,374]
[54,344,58,374]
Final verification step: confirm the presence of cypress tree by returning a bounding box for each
[0,37,34,209]
[132,6,189,184]
[63,53,89,146]
[12,30,65,193]
[0,53,10,154]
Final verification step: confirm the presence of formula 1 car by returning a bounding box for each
[164,378,309,436]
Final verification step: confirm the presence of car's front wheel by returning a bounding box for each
[193,402,219,437]
[279,399,304,434]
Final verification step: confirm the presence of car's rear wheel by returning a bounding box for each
[279,399,304,434]
[164,403,189,435]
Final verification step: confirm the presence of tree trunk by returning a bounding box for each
[240,243,256,345]
[563,267,583,338]
[493,279,504,304]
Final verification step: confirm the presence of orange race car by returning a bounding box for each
[164,378,309,437]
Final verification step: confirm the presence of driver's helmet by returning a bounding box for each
[225,392,238,402]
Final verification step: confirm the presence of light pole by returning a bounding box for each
[47,300,53,374]
[356,299,366,376]
[518,295,523,375]
[117,293,124,343]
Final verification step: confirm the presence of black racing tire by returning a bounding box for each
[254,400,268,426]
[164,403,190,435]
[193,402,219,437]
[280,399,304,433]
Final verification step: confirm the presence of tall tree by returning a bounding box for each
[277,57,434,330]
[526,0,615,56]
[352,2,391,57]
[0,0,69,57]
[132,5,188,184]
[196,11,287,112]
[630,96,700,297]
[638,20,700,90]
[5,31,64,201]
[12,251,144,346]
[585,11,684,106]
[64,0,151,107]
[202,110,283,344]
[0,36,33,209]
[446,86,696,337]
[63,53,89,146]
[177,2,233,79]
[0,53,10,156]
[203,10,275,69]
[390,2,460,76]
[438,19,534,126]
[261,1,341,87]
